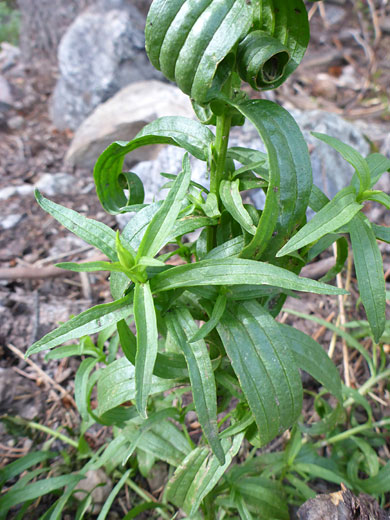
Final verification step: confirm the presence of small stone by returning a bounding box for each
[7,115,24,130]
[35,173,76,196]
[74,469,112,514]
[1,214,24,230]
[0,42,21,72]
[0,186,17,200]
[0,74,13,106]
[146,462,168,493]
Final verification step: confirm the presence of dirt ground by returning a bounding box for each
[0,0,390,516]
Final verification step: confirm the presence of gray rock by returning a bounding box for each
[74,469,112,514]
[1,214,24,230]
[0,42,21,73]
[50,3,161,130]
[0,184,35,200]
[7,115,24,130]
[35,173,76,196]
[0,74,13,107]
[65,80,194,170]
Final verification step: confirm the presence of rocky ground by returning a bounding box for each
[0,0,390,517]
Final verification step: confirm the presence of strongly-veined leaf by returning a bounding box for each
[133,282,158,418]
[122,409,180,464]
[189,293,227,343]
[218,301,302,445]
[26,295,133,356]
[145,0,251,103]
[279,324,342,402]
[0,451,56,487]
[117,319,188,380]
[75,358,99,422]
[0,475,84,519]
[170,215,217,240]
[367,152,390,186]
[35,190,117,261]
[361,190,390,209]
[96,357,177,416]
[220,179,256,234]
[348,213,386,343]
[277,187,362,257]
[93,117,214,214]
[232,477,289,519]
[372,223,390,244]
[166,308,225,464]
[225,99,312,260]
[307,233,342,262]
[312,132,370,194]
[166,434,244,515]
[136,155,191,259]
[150,258,347,296]
[204,236,245,259]
[249,0,310,90]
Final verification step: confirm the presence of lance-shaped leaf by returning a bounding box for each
[189,293,227,343]
[35,190,117,261]
[277,187,362,257]
[134,282,158,417]
[348,213,386,343]
[136,155,191,260]
[150,258,347,296]
[26,295,133,356]
[279,324,342,402]
[166,434,244,516]
[217,301,302,445]
[165,308,225,464]
[367,152,390,186]
[93,117,214,214]
[117,319,188,380]
[372,223,390,244]
[312,132,371,195]
[224,99,312,260]
[220,179,256,235]
[145,0,251,103]
[97,357,177,416]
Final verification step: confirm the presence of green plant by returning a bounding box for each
[4,0,390,517]
[0,1,20,45]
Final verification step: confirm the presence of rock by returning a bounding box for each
[7,115,24,130]
[0,74,13,107]
[50,3,162,130]
[65,81,194,170]
[146,462,168,493]
[0,185,35,200]
[35,173,76,196]
[0,43,21,73]
[1,214,25,230]
[74,469,112,514]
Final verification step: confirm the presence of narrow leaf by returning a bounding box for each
[189,294,227,344]
[27,295,132,356]
[136,155,191,259]
[312,132,370,194]
[134,282,158,417]
[94,117,214,214]
[277,187,362,257]
[166,308,225,464]
[348,213,386,342]
[220,179,256,235]
[35,190,117,261]
[150,258,347,296]
[217,301,302,445]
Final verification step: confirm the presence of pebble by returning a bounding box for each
[7,115,24,130]
[35,172,76,196]
[1,213,24,230]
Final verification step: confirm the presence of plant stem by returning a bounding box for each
[315,418,390,448]
[5,415,79,448]
[207,78,233,251]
